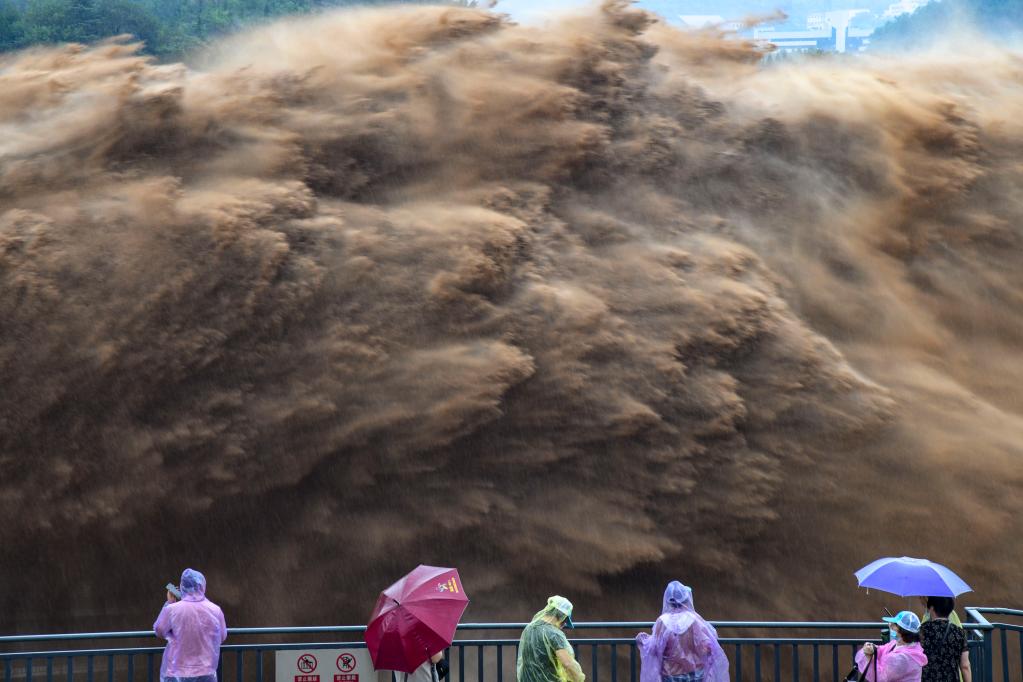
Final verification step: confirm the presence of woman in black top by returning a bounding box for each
[920,597,971,682]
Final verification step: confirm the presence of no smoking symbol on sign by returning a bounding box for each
[298,654,318,674]
[337,654,356,673]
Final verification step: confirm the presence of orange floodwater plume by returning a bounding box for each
[1,0,1022,631]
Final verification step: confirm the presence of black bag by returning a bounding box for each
[843,649,878,682]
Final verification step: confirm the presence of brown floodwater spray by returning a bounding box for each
[1,1,1022,632]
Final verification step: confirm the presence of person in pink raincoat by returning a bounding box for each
[636,582,728,682]
[154,568,228,682]
[857,611,928,682]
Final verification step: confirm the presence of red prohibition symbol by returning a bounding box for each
[337,654,356,672]
[298,654,318,673]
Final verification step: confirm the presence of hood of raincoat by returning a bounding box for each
[531,596,574,628]
[658,582,699,636]
[180,568,207,600]
[663,581,694,613]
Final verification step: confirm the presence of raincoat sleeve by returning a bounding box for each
[698,623,729,682]
[545,627,582,682]
[216,604,228,643]
[856,643,893,682]
[556,648,585,682]
[637,619,669,682]
[154,603,173,640]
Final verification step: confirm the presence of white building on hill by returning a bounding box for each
[755,9,872,54]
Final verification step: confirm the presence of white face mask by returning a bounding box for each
[890,628,900,643]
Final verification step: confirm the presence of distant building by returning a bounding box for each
[806,13,828,30]
[755,9,872,54]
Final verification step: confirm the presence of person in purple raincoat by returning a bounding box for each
[636,582,728,682]
[154,568,228,682]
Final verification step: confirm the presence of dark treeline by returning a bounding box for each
[0,0,467,57]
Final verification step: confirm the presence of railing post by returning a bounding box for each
[985,630,994,682]
[458,642,465,682]
[999,628,1008,682]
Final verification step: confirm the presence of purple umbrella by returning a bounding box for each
[855,556,972,597]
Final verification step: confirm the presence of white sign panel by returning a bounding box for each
[276,648,376,682]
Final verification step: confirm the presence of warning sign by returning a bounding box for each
[299,655,319,674]
[338,654,357,673]
[276,649,375,682]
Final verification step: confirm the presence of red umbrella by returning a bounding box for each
[365,565,469,673]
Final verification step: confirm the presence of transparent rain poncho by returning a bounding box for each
[517,597,585,682]
[636,582,728,682]
[155,569,228,682]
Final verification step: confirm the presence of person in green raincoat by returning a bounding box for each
[517,596,585,682]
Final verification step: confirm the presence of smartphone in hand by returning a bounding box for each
[166,583,182,601]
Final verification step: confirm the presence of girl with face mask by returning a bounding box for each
[857,611,928,682]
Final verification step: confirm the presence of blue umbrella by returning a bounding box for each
[855,556,972,597]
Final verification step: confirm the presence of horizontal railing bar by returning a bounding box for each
[0,632,156,643]
[0,627,366,644]
[227,626,368,635]
[1,635,892,659]
[1,647,166,659]
[970,608,1023,618]
[0,620,910,644]
[0,617,1001,649]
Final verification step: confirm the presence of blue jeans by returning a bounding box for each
[663,672,705,682]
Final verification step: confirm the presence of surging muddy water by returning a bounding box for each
[2,0,1022,631]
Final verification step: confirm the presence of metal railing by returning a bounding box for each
[1,611,1018,682]
[965,608,1023,682]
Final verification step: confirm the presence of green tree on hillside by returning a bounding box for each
[0,0,489,58]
